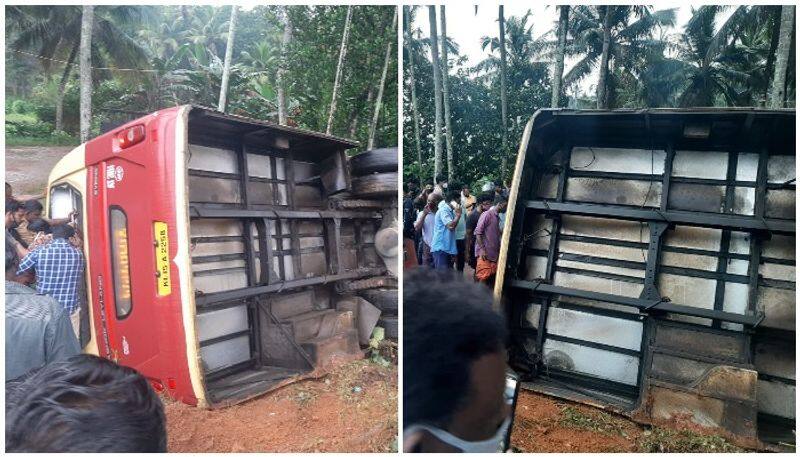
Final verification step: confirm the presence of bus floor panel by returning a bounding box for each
[207,366,305,406]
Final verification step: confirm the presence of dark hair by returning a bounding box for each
[21,199,43,213]
[447,182,462,202]
[6,238,19,272]
[26,218,51,234]
[5,354,167,452]
[413,196,426,211]
[51,224,75,239]
[403,270,507,427]
[435,174,446,184]
[6,198,20,214]
[477,192,494,205]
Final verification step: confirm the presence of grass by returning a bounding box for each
[6,134,80,147]
[636,427,746,453]
[559,406,629,437]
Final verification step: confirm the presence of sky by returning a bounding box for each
[410,4,734,95]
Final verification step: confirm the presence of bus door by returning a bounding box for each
[101,156,161,373]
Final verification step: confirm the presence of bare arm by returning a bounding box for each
[446,206,462,230]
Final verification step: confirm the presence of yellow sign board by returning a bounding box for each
[154,222,172,296]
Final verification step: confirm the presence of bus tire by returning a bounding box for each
[351,172,397,198]
[359,288,398,313]
[349,148,398,176]
[378,316,398,339]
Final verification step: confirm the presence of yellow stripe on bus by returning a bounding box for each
[154,221,172,296]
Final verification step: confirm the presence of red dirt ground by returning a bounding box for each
[510,390,747,453]
[164,359,397,453]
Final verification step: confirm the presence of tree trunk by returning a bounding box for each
[327,6,353,135]
[349,86,373,138]
[79,5,94,143]
[439,5,455,182]
[429,6,444,183]
[404,6,425,187]
[551,6,569,108]
[368,7,397,150]
[277,6,292,125]
[597,6,612,109]
[499,6,509,181]
[770,5,795,108]
[763,7,782,106]
[218,5,238,113]
[55,41,79,133]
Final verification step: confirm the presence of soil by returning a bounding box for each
[5,146,76,199]
[164,359,397,453]
[510,390,747,453]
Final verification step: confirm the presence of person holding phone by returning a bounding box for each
[403,270,511,452]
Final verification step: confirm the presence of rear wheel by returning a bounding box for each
[359,288,398,313]
[351,172,398,198]
[349,148,398,176]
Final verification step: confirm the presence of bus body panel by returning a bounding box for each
[81,106,200,405]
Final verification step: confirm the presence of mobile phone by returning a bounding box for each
[502,370,520,452]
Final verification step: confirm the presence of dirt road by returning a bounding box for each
[5,146,75,198]
[164,359,397,453]
[511,390,746,453]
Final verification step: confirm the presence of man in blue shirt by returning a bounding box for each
[6,238,80,380]
[17,224,84,338]
[430,185,462,270]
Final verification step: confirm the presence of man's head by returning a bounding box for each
[435,174,447,188]
[427,192,443,211]
[5,354,167,452]
[403,270,509,452]
[52,223,75,240]
[447,182,462,204]
[496,196,509,213]
[477,193,494,213]
[27,218,51,234]
[462,184,471,198]
[21,199,43,220]
[5,182,12,200]
[6,238,20,280]
[6,199,23,228]
[494,182,502,194]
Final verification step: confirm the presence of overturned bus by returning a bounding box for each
[496,109,795,449]
[45,105,398,408]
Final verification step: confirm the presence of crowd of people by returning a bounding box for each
[403,176,510,287]
[5,182,167,452]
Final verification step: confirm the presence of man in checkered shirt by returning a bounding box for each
[17,224,84,338]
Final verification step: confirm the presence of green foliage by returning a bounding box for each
[636,427,744,453]
[6,5,397,151]
[404,5,794,186]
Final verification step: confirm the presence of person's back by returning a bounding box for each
[17,224,84,314]
[5,238,80,381]
[5,281,81,380]
[6,354,167,452]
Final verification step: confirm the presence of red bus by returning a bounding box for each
[46,105,396,407]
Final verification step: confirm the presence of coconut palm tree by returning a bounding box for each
[551,6,569,108]
[368,7,397,150]
[79,5,93,142]
[8,5,153,133]
[277,6,292,125]
[326,5,353,135]
[498,6,509,180]
[404,6,425,186]
[218,5,238,112]
[562,6,676,108]
[439,5,454,181]
[769,5,795,107]
[428,6,444,182]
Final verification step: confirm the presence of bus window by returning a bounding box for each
[110,207,133,319]
[49,184,83,229]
